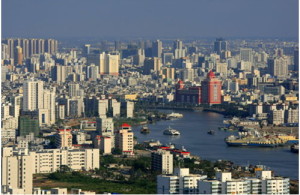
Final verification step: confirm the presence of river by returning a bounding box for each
[133,110,299,179]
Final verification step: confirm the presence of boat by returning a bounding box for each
[140,126,150,134]
[163,126,180,136]
[291,144,299,153]
[166,112,183,119]
[207,130,215,135]
[225,131,287,148]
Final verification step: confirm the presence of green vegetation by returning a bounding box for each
[114,117,147,127]
[40,155,156,194]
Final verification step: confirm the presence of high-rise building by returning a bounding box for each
[162,53,173,65]
[240,48,253,62]
[51,64,66,83]
[151,149,173,174]
[126,101,134,118]
[198,171,289,194]
[143,57,162,75]
[56,128,73,148]
[45,39,58,55]
[152,40,162,58]
[14,46,23,65]
[268,57,288,78]
[115,123,134,155]
[294,47,298,71]
[87,64,99,81]
[99,52,120,76]
[18,111,40,136]
[83,44,91,56]
[201,71,222,105]
[214,38,228,55]
[23,80,44,111]
[157,168,206,194]
[22,39,30,59]
[68,83,80,98]
[173,40,186,59]
[2,148,34,194]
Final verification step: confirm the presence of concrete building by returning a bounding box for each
[2,148,34,194]
[18,111,40,136]
[268,57,289,78]
[269,110,285,125]
[126,101,134,118]
[56,128,73,148]
[99,52,120,76]
[201,71,222,105]
[157,168,206,194]
[143,57,162,75]
[175,80,201,104]
[23,79,44,111]
[240,48,253,62]
[115,123,134,155]
[198,170,289,194]
[285,108,299,123]
[152,40,163,58]
[151,149,174,174]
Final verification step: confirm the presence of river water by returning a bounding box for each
[133,110,299,179]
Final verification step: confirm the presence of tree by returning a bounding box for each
[59,165,72,173]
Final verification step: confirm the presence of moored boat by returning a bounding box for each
[163,126,180,136]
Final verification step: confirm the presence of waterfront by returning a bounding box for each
[133,110,299,179]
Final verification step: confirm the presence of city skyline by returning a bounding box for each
[2,0,299,39]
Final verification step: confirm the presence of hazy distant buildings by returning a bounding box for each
[143,57,162,74]
[173,40,186,59]
[240,48,253,62]
[268,57,288,78]
[152,40,162,58]
[214,38,228,55]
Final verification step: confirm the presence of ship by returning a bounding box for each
[166,112,183,119]
[163,126,180,136]
[291,144,299,153]
[207,130,215,135]
[225,131,287,147]
[140,126,150,134]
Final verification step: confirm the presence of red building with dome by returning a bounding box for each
[201,70,222,105]
[175,70,222,105]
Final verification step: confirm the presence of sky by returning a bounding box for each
[2,0,299,39]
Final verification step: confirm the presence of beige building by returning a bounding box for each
[56,128,73,148]
[99,52,120,76]
[115,123,134,155]
[32,148,99,173]
[2,148,34,194]
[151,149,173,174]
[23,79,44,111]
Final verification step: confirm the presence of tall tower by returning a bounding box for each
[173,40,186,59]
[214,38,228,55]
[152,40,162,58]
[201,70,222,105]
[294,47,298,72]
[23,80,44,111]
[14,46,23,65]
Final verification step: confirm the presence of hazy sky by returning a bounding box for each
[2,0,299,39]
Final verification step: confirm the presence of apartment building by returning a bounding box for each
[151,149,174,174]
[115,123,134,155]
[157,168,207,194]
[198,170,289,194]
